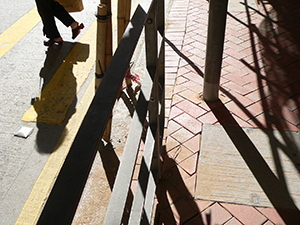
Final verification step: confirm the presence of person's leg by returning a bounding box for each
[51,1,84,40]
[35,0,61,39]
[51,1,75,27]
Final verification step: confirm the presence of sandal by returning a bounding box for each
[44,38,63,46]
[72,23,84,39]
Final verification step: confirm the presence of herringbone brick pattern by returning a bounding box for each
[154,0,300,224]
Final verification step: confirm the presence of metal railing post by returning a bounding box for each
[203,0,228,101]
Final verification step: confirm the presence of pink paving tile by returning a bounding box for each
[220,113,253,128]
[165,183,184,206]
[172,94,185,105]
[221,203,267,225]
[168,144,194,164]
[183,80,204,94]
[169,106,183,119]
[246,112,278,130]
[263,220,275,225]
[182,71,204,85]
[173,112,202,134]
[175,174,196,199]
[178,152,198,176]
[222,81,252,96]
[223,73,251,86]
[194,200,214,213]
[182,44,195,54]
[224,217,243,225]
[224,47,247,61]
[165,135,180,152]
[165,99,172,109]
[173,83,189,95]
[178,66,191,76]
[165,77,176,86]
[227,91,255,107]
[175,76,189,85]
[246,101,268,118]
[243,77,268,92]
[271,106,300,126]
[207,103,232,121]
[165,66,178,73]
[165,119,182,136]
[160,153,179,174]
[188,47,206,59]
[165,59,180,68]
[183,214,204,225]
[176,99,207,118]
[170,199,199,224]
[256,207,286,225]
[244,87,272,102]
[178,89,203,104]
[272,119,299,132]
[170,127,194,144]
[189,55,206,67]
[182,134,201,153]
[166,85,174,99]
[201,203,232,225]
[225,100,254,121]
[179,58,190,67]
[198,111,219,124]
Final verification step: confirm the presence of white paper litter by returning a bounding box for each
[14,126,34,138]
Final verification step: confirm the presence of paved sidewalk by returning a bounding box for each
[155,0,300,224]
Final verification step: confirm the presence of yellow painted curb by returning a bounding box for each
[0,7,40,59]
[22,21,96,125]
[15,72,95,225]
[16,20,97,225]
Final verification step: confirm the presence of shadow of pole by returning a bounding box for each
[208,100,300,223]
[166,16,300,221]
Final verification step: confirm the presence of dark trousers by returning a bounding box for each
[35,0,75,39]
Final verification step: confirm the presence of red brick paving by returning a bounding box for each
[155,0,300,224]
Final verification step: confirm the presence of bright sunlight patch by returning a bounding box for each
[22,22,96,125]
[196,124,300,210]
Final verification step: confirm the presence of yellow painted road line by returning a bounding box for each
[16,21,97,224]
[15,72,95,225]
[0,7,40,59]
[22,21,97,125]
[16,2,141,223]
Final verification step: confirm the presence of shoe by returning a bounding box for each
[44,38,63,46]
[72,23,84,39]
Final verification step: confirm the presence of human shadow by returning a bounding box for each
[33,42,89,153]
[154,146,206,225]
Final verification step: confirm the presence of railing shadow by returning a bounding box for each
[208,100,300,223]
[165,0,300,218]
[240,0,300,174]
[154,146,206,225]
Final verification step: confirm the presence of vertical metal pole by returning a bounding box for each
[203,0,228,101]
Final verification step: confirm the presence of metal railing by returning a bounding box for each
[36,0,164,224]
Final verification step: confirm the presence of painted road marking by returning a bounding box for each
[0,7,40,59]
[15,0,141,223]
[15,73,96,225]
[22,22,97,124]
